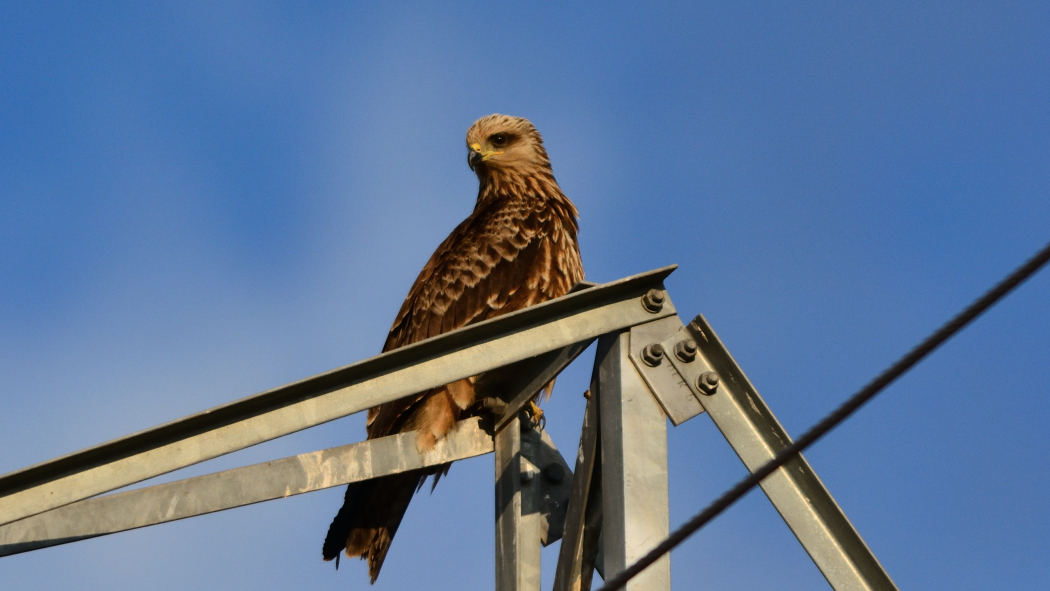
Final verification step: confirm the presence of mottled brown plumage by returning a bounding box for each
[322,114,584,582]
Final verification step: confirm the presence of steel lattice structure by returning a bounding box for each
[0,266,897,591]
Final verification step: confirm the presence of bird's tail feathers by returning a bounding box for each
[322,380,475,582]
[322,472,424,583]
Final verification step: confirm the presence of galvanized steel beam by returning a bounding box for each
[495,414,543,591]
[0,266,677,527]
[595,331,672,591]
[493,338,595,433]
[553,388,603,591]
[0,417,494,557]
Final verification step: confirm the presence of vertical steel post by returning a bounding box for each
[495,414,542,591]
[596,331,671,590]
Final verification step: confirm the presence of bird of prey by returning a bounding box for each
[322,114,584,582]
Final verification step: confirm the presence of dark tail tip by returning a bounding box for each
[323,481,368,563]
[322,505,351,562]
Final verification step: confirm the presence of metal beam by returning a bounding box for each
[596,332,672,591]
[493,338,595,433]
[553,389,602,591]
[0,418,494,557]
[495,415,543,591]
[0,266,677,527]
[579,466,605,588]
[661,315,898,591]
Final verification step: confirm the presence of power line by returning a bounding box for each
[596,239,1050,591]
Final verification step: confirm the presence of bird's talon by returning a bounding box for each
[527,400,546,430]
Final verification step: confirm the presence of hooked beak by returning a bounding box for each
[468,142,502,171]
[468,146,483,171]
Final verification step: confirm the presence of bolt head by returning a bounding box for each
[641,343,665,366]
[674,339,698,362]
[481,397,507,416]
[520,469,535,483]
[696,371,720,395]
[641,289,665,313]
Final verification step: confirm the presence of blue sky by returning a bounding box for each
[1,2,1048,589]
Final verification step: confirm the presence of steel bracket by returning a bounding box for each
[627,316,705,426]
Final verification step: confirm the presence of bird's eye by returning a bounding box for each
[490,133,509,147]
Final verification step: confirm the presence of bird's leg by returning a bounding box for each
[526,399,546,430]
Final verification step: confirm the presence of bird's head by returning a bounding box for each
[465,114,552,181]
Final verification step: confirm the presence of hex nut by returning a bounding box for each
[641,343,665,366]
[543,464,566,484]
[674,339,698,362]
[641,289,665,313]
[696,371,720,395]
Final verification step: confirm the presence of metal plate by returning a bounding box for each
[627,316,704,426]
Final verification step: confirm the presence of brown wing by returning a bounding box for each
[366,194,582,439]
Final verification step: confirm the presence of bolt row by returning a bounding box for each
[639,336,719,395]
